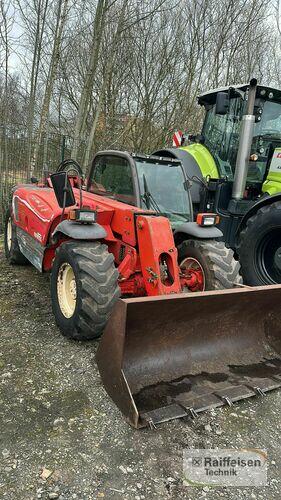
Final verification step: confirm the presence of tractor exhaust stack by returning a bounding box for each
[96,285,281,428]
[232,78,257,200]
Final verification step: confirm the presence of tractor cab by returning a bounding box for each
[87,151,193,226]
[154,80,281,286]
[199,84,281,195]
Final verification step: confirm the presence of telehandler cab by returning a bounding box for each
[4,152,281,428]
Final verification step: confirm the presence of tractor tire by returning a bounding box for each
[178,239,242,291]
[237,201,281,285]
[50,241,120,340]
[4,209,28,265]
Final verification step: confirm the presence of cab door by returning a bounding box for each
[87,153,140,207]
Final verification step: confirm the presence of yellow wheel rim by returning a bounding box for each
[57,263,77,318]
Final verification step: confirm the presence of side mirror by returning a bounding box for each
[50,172,76,208]
[215,92,229,115]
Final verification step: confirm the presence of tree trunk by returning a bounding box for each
[31,0,69,174]
[82,0,129,168]
[71,0,109,160]
[0,0,10,198]
[26,0,49,178]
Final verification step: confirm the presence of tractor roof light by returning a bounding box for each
[197,213,220,227]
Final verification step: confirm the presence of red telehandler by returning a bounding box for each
[4,152,281,428]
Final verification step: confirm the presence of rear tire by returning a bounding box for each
[4,209,28,265]
[238,202,281,285]
[178,239,242,290]
[50,241,120,340]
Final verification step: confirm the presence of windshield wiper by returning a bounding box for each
[141,174,162,213]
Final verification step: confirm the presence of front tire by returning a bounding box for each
[178,239,242,291]
[4,209,28,265]
[238,202,281,285]
[51,241,120,340]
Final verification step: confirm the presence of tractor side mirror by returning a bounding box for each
[50,172,76,208]
[215,92,229,115]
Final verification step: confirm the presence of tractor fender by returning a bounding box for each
[174,222,223,239]
[52,220,107,242]
[237,193,281,235]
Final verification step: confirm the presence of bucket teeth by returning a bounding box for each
[141,404,188,426]
[188,408,198,419]
[139,378,281,426]
[254,387,266,397]
[96,286,281,428]
[219,396,233,406]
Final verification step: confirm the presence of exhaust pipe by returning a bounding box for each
[232,78,257,200]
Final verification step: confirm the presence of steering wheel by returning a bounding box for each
[56,159,84,178]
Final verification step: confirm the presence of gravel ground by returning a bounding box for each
[0,236,280,500]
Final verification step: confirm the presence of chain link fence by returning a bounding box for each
[0,128,86,232]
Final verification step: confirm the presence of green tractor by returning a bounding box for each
[154,79,281,286]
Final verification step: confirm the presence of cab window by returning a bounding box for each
[202,97,245,179]
[88,155,135,204]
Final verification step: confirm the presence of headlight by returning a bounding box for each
[69,209,96,223]
[196,213,219,226]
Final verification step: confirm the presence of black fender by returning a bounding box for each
[237,193,281,235]
[52,220,107,242]
[174,222,223,240]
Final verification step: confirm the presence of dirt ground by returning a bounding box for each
[0,237,280,500]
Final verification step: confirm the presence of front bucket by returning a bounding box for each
[96,286,281,428]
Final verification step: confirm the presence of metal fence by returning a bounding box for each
[0,130,83,232]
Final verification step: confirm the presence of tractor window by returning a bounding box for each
[89,155,135,204]
[203,97,281,184]
[202,97,245,179]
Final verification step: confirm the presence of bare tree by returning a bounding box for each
[0,0,278,180]
[0,0,14,195]
[31,0,70,172]
[71,0,109,160]
[16,0,50,169]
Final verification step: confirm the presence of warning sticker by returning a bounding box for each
[269,148,281,173]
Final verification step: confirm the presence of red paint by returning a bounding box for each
[12,179,198,297]
[136,215,181,295]
[180,258,205,292]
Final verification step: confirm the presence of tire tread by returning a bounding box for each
[51,241,120,340]
[178,239,242,290]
